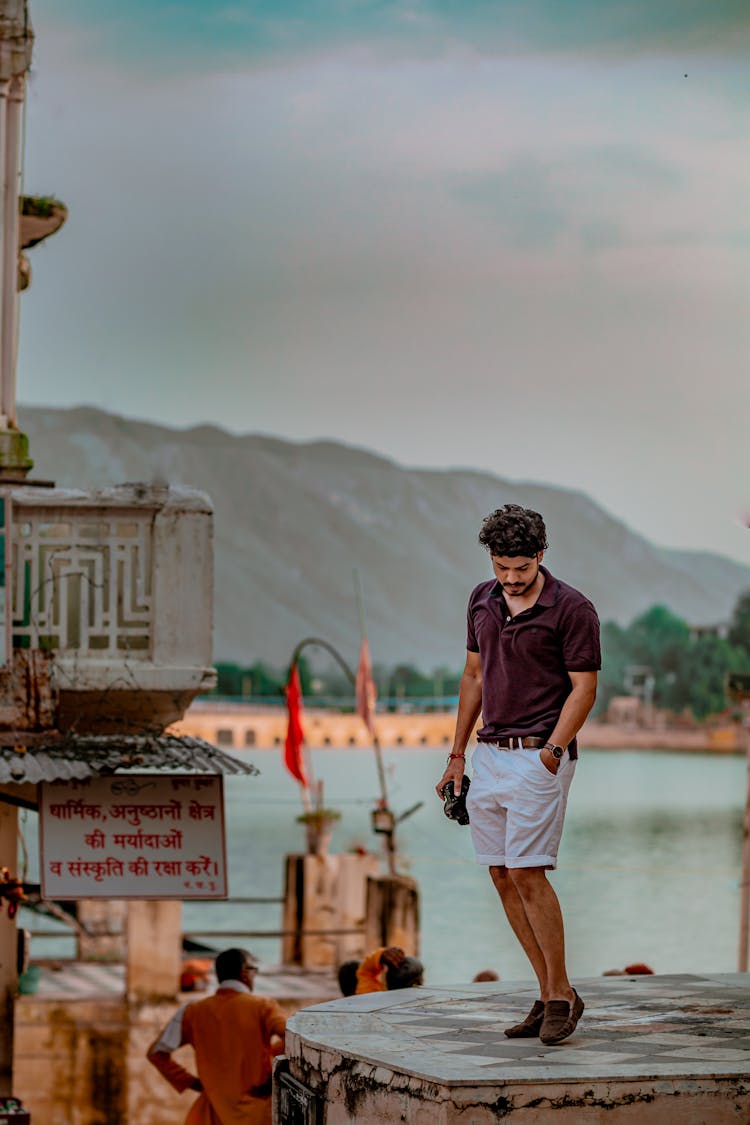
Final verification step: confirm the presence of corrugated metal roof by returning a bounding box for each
[0,734,260,785]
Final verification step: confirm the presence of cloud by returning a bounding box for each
[454,159,567,250]
[31,0,750,76]
[452,147,682,251]
[15,1,750,570]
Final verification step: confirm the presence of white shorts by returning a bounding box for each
[466,742,576,869]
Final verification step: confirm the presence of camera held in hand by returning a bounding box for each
[441,775,471,825]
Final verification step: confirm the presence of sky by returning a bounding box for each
[15,1,750,563]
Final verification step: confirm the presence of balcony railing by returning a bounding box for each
[5,483,215,733]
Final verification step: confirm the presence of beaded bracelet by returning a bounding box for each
[446,753,465,762]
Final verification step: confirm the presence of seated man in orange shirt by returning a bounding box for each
[147,947,286,1125]
[355,946,424,994]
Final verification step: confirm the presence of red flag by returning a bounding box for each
[284,663,309,788]
[355,636,377,735]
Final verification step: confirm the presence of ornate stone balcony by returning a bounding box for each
[4,483,215,734]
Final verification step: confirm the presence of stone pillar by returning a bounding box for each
[0,73,22,428]
[0,1,35,479]
[0,801,18,1097]
[126,900,182,1003]
[77,899,127,961]
[364,874,420,957]
[281,852,380,969]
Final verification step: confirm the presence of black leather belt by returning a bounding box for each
[488,737,546,750]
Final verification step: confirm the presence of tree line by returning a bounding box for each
[212,590,750,721]
[597,594,750,719]
[212,658,462,706]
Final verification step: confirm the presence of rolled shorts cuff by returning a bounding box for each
[475,852,558,869]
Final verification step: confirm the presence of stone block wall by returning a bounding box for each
[15,997,130,1125]
[16,991,320,1124]
[15,997,193,1125]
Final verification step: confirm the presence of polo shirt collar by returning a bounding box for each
[489,564,558,607]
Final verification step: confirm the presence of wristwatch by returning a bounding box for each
[543,742,565,760]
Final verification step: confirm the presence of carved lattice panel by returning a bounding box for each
[11,513,153,657]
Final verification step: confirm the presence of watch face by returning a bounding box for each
[552,746,564,759]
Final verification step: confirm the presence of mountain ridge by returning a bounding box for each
[17,404,750,668]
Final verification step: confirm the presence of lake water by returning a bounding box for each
[21,747,747,986]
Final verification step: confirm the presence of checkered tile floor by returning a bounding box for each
[291,973,750,1083]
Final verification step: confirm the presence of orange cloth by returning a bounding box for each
[355,947,387,994]
[149,987,286,1125]
[181,959,213,992]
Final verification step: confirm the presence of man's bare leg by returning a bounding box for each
[489,865,549,998]
[506,866,574,1002]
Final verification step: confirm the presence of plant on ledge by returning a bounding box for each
[296,808,341,856]
[21,194,63,218]
[295,808,341,827]
[18,195,69,290]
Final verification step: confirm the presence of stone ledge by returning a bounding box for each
[284,973,750,1123]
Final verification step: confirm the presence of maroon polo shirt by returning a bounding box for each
[466,565,600,759]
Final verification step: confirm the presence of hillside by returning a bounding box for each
[18,405,750,669]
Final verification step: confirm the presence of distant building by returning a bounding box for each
[689,622,729,641]
[605,695,643,727]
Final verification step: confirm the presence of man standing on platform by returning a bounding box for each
[436,504,600,1045]
[147,947,286,1124]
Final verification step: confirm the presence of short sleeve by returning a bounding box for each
[466,598,479,653]
[152,1005,187,1052]
[561,604,601,671]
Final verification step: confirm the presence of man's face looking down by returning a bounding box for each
[490,552,543,598]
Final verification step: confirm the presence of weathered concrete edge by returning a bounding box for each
[285,1044,750,1116]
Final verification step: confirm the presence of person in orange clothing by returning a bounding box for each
[355,946,424,994]
[147,947,286,1125]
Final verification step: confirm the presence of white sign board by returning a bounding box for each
[40,774,227,899]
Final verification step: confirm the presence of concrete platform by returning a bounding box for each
[282,973,750,1123]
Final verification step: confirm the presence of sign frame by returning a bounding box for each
[39,773,228,900]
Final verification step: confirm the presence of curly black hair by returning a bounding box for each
[478,504,549,557]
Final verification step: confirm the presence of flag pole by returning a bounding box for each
[287,633,397,873]
[739,723,750,972]
[298,661,314,815]
[354,569,396,874]
[725,674,750,971]
[354,569,389,809]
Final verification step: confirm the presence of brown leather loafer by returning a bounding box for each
[539,990,584,1045]
[504,999,545,1039]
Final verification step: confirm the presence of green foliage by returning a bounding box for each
[390,663,433,697]
[213,662,243,696]
[598,596,750,720]
[213,661,281,698]
[685,633,750,718]
[21,194,61,217]
[728,589,750,657]
[212,654,459,702]
[213,656,313,698]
